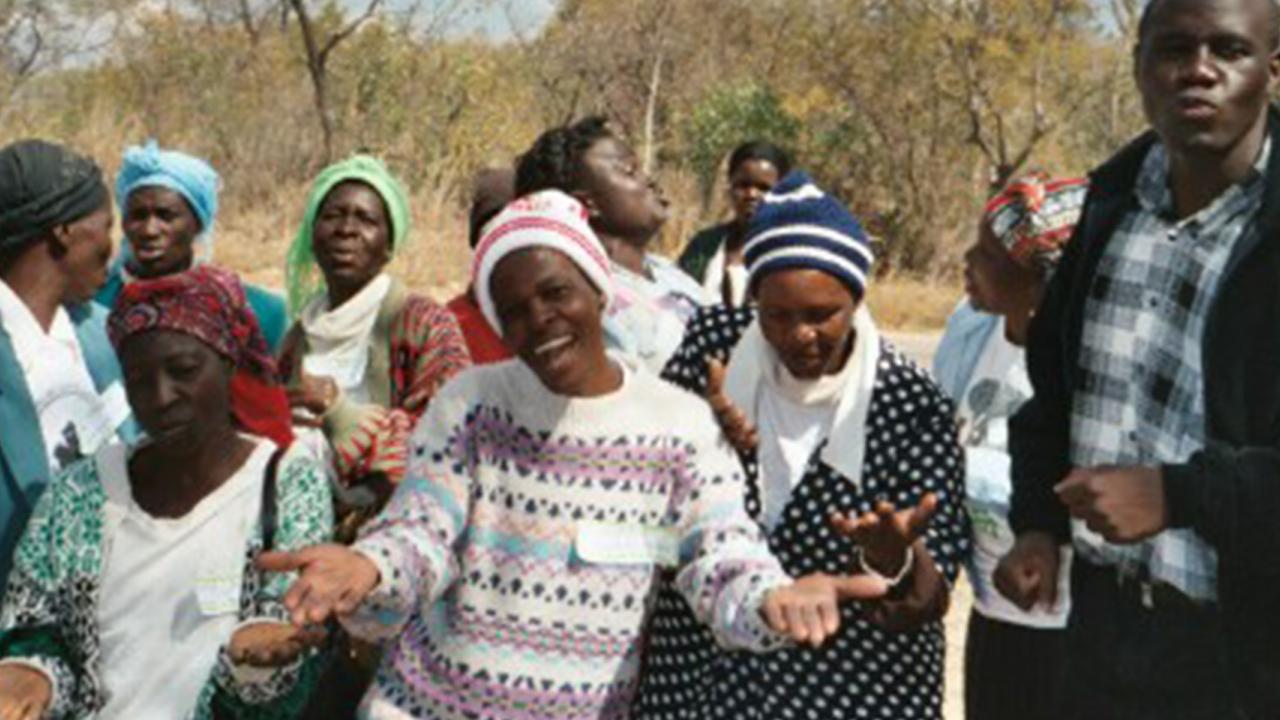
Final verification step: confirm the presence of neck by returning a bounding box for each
[130,424,254,517]
[578,357,624,397]
[1,256,68,332]
[724,221,748,251]
[1002,282,1041,348]
[1003,309,1032,347]
[1167,118,1268,219]
[327,278,371,310]
[600,235,648,276]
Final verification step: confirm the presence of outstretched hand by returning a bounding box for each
[228,621,327,667]
[761,573,888,647]
[831,493,938,577]
[257,544,380,627]
[0,664,51,720]
[706,358,758,453]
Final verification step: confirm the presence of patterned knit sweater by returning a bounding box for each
[342,357,793,720]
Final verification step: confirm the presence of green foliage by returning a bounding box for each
[683,83,799,208]
[0,0,1146,279]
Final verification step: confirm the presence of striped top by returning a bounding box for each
[343,356,792,719]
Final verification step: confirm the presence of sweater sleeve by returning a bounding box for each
[323,299,472,490]
[670,410,792,652]
[341,383,473,641]
[1162,441,1280,569]
[0,470,90,720]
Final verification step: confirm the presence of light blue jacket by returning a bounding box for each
[931,298,1002,402]
[0,301,136,598]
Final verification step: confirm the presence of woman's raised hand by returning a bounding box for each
[257,544,380,627]
[831,493,938,578]
[705,358,758,453]
[761,573,889,648]
[228,621,327,667]
[0,664,51,720]
[287,373,339,423]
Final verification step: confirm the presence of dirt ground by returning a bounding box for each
[887,331,970,720]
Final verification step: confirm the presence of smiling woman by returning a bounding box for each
[254,190,889,720]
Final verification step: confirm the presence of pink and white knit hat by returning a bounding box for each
[472,189,614,333]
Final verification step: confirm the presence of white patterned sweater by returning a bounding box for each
[341,357,793,719]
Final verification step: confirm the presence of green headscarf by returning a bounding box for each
[284,154,411,318]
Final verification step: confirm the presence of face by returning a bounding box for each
[55,201,114,304]
[729,159,781,223]
[311,181,392,300]
[577,136,669,245]
[756,268,857,380]
[120,330,234,454]
[123,186,201,279]
[963,221,1041,316]
[1135,0,1280,156]
[489,247,611,396]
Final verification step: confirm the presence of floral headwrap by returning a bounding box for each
[108,265,293,447]
[984,173,1088,273]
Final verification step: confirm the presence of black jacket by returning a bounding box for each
[1009,108,1280,717]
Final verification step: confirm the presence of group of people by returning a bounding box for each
[0,0,1278,718]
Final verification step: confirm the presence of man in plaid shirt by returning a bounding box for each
[994,0,1280,718]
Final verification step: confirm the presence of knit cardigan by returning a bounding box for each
[277,279,471,491]
[341,357,794,720]
[0,441,334,719]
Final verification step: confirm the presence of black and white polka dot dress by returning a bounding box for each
[634,305,970,720]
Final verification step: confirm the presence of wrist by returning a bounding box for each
[856,545,914,586]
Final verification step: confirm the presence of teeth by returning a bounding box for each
[534,336,572,356]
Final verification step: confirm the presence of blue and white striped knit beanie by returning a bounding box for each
[743,170,873,299]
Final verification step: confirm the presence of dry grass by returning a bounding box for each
[866,273,963,331]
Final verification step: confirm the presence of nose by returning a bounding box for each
[791,323,818,346]
[1179,45,1219,85]
[527,296,557,333]
[136,214,163,240]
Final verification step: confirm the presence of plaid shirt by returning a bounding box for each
[1070,139,1270,602]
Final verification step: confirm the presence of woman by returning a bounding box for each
[634,172,970,720]
[0,139,136,598]
[516,116,712,373]
[678,141,791,306]
[0,266,332,720]
[95,141,289,351]
[277,154,470,538]
[933,173,1087,720]
[259,190,889,720]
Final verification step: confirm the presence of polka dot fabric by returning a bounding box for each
[634,305,970,720]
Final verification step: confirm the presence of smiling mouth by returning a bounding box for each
[534,335,573,356]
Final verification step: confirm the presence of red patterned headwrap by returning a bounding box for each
[108,265,294,447]
[984,173,1088,273]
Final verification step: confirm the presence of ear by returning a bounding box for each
[47,224,74,260]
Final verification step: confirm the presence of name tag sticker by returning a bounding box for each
[195,574,242,616]
[576,521,679,568]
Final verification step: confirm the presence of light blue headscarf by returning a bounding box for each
[114,140,221,265]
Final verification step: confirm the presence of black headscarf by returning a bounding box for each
[0,139,108,252]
